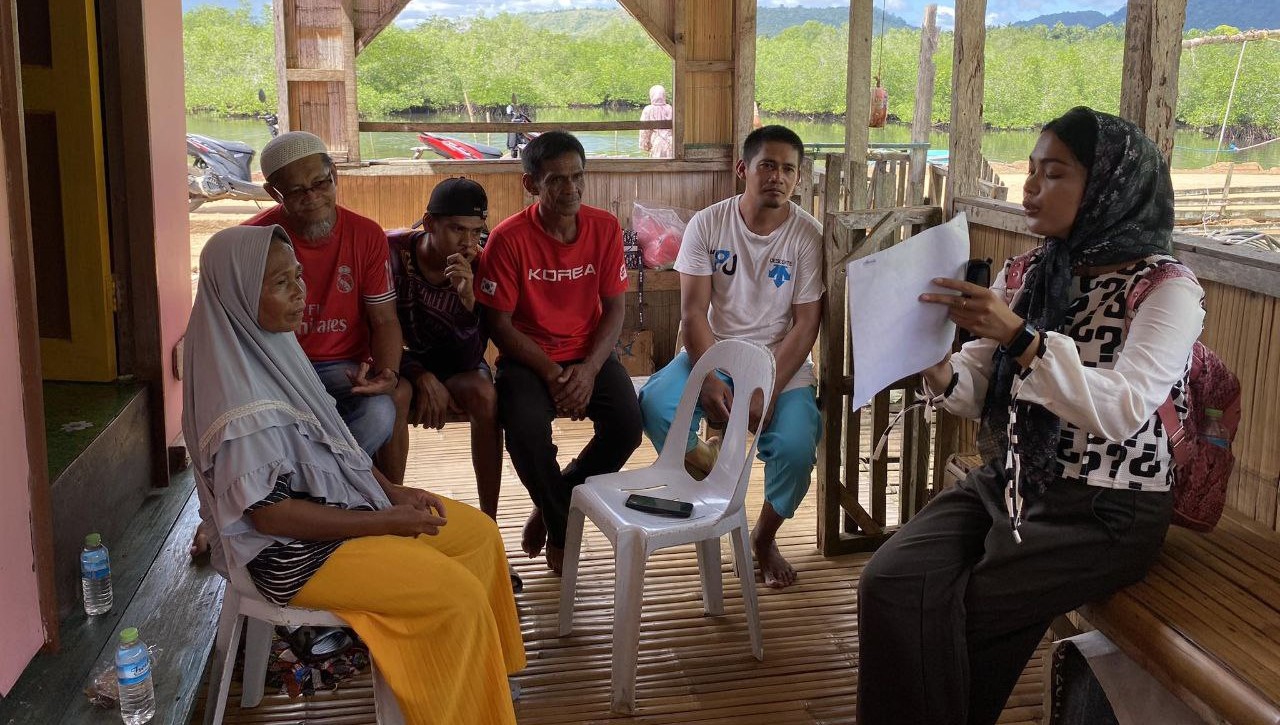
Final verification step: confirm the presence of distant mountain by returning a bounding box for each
[508,6,913,38]
[1012,11,1113,29]
[1017,0,1279,31]
[757,6,912,37]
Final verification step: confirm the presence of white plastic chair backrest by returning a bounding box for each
[194,466,277,602]
[656,339,775,518]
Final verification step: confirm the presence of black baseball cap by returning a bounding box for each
[427,177,487,219]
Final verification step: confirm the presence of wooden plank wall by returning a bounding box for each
[681,3,734,156]
[335,160,734,230]
[276,0,356,160]
[336,160,735,368]
[954,198,1280,532]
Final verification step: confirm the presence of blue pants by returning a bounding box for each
[313,360,396,457]
[638,351,821,518]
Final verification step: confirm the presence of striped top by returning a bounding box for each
[245,474,373,605]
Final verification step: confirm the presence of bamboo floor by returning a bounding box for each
[195,419,1047,725]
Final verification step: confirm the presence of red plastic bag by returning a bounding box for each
[632,201,693,270]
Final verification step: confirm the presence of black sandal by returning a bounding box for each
[509,564,524,594]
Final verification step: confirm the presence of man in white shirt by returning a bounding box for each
[638,125,824,589]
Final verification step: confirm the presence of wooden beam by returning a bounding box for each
[361,120,672,134]
[1120,0,1187,162]
[845,0,873,210]
[273,0,290,132]
[617,0,676,58]
[887,37,936,211]
[341,0,360,162]
[286,68,346,82]
[673,3,686,160]
[948,0,987,210]
[732,0,756,169]
[685,59,733,73]
[0,0,58,648]
[910,5,939,146]
[354,0,412,54]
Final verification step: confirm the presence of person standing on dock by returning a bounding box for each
[638,84,674,158]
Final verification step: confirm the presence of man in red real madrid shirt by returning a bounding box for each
[476,131,642,575]
[244,132,406,479]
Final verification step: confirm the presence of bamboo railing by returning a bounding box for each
[950,196,1280,531]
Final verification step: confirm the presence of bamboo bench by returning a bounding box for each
[945,454,1280,725]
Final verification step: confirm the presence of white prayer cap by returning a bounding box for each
[260,131,329,181]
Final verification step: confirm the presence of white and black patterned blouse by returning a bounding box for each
[935,254,1205,493]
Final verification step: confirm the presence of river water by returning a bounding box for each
[187,108,1280,170]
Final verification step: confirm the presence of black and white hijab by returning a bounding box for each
[978,106,1176,501]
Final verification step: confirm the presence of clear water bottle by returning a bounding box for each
[1201,408,1229,449]
[116,627,155,725]
[81,533,113,616]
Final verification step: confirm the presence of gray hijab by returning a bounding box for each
[182,225,389,570]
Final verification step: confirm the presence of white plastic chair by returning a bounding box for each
[558,339,775,714]
[204,560,405,724]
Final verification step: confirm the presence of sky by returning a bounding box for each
[183,1,1128,30]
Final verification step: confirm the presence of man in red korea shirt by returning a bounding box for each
[477,131,642,574]
[244,132,407,479]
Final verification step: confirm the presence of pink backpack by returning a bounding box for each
[1003,252,1241,532]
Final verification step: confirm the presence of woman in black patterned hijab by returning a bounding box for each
[857,107,1203,725]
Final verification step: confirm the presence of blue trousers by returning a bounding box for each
[313,360,396,457]
[637,351,821,518]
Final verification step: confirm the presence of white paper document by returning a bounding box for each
[846,212,970,411]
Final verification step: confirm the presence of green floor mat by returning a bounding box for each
[43,380,144,480]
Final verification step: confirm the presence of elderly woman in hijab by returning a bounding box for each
[638,84,673,158]
[856,107,1205,725]
[183,225,525,724]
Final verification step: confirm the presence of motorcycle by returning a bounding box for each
[188,92,278,211]
[505,105,539,159]
[412,106,540,161]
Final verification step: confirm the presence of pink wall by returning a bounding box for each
[144,0,192,442]
[0,126,47,696]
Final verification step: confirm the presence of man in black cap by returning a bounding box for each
[386,179,507,544]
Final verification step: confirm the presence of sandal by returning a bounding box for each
[509,564,524,593]
[275,625,354,663]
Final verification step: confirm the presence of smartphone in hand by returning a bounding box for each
[957,258,993,346]
[624,493,694,518]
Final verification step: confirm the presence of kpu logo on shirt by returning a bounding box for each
[336,265,355,293]
[713,249,738,276]
[480,278,498,295]
[767,258,794,288]
[619,263,627,282]
[528,264,596,282]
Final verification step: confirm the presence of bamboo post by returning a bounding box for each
[733,0,757,170]
[909,4,938,205]
[947,0,986,212]
[845,0,873,210]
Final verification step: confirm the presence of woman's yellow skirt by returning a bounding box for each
[293,496,525,724]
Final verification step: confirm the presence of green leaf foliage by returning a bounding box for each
[182,6,1280,132]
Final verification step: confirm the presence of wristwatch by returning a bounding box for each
[1001,322,1038,358]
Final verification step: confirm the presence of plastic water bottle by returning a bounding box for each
[81,533,113,616]
[1201,408,1229,449]
[116,627,155,724]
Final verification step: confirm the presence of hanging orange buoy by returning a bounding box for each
[869,82,889,128]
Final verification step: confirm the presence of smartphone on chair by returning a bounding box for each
[624,494,694,518]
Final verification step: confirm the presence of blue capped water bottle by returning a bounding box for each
[81,533,113,616]
[116,627,155,724]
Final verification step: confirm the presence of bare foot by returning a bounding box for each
[752,531,797,589]
[683,436,720,480]
[522,508,547,558]
[189,521,211,560]
[545,544,564,575]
